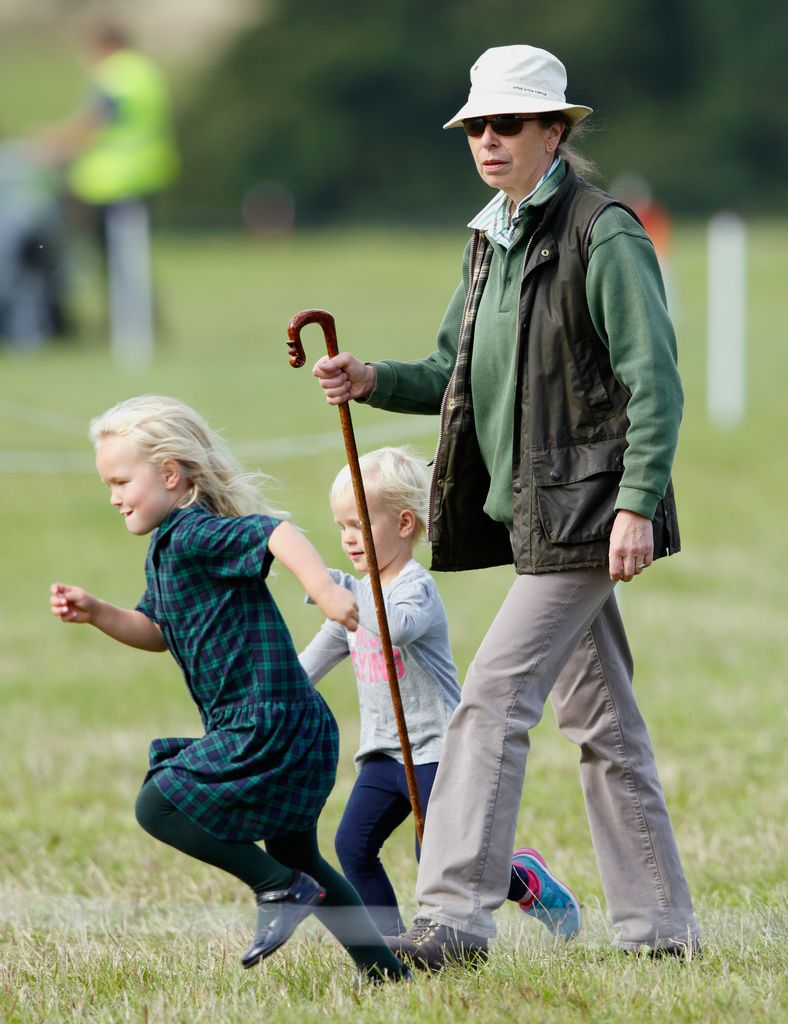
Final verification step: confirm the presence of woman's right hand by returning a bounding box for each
[312,353,376,405]
[50,582,97,624]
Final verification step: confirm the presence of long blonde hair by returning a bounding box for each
[330,446,430,544]
[89,395,286,518]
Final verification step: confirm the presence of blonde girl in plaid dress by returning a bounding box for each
[50,395,409,982]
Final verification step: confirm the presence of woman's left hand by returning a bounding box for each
[608,510,654,582]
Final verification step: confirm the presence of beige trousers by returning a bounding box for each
[415,567,699,949]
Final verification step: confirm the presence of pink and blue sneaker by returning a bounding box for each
[511,847,581,941]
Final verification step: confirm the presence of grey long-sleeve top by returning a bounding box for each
[299,560,461,769]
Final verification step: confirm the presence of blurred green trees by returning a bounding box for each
[174,0,788,224]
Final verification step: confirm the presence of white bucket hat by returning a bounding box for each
[444,45,593,129]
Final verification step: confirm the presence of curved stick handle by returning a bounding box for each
[287,309,338,367]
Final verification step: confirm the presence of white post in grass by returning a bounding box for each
[707,212,746,427]
[105,201,155,369]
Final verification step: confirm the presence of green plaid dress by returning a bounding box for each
[136,504,339,841]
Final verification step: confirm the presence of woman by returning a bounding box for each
[313,44,700,966]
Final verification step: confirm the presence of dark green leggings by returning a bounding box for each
[135,779,403,975]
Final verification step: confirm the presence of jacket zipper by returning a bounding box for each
[428,231,485,538]
[511,231,536,567]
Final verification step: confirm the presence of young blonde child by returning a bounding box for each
[49,395,409,982]
[299,447,581,942]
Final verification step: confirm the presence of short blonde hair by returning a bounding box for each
[330,446,430,544]
[89,395,285,519]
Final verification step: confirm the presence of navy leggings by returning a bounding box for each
[334,754,438,935]
[335,754,529,935]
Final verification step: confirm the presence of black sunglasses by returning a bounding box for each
[462,114,542,137]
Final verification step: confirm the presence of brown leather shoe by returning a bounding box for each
[622,939,703,961]
[385,917,489,971]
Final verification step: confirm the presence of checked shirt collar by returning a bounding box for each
[468,156,562,249]
[150,502,199,548]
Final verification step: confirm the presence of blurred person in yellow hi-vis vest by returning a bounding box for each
[40,21,179,363]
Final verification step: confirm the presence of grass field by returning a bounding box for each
[1,222,786,1022]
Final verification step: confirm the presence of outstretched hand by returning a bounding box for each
[312,353,376,405]
[50,582,98,623]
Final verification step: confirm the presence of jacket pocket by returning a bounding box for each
[570,335,614,415]
[532,437,626,544]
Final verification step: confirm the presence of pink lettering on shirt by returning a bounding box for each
[350,625,405,684]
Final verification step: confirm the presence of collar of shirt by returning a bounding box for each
[152,502,198,547]
[468,156,562,249]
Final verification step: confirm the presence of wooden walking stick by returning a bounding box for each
[287,308,425,844]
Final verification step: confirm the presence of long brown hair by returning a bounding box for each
[541,112,598,179]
